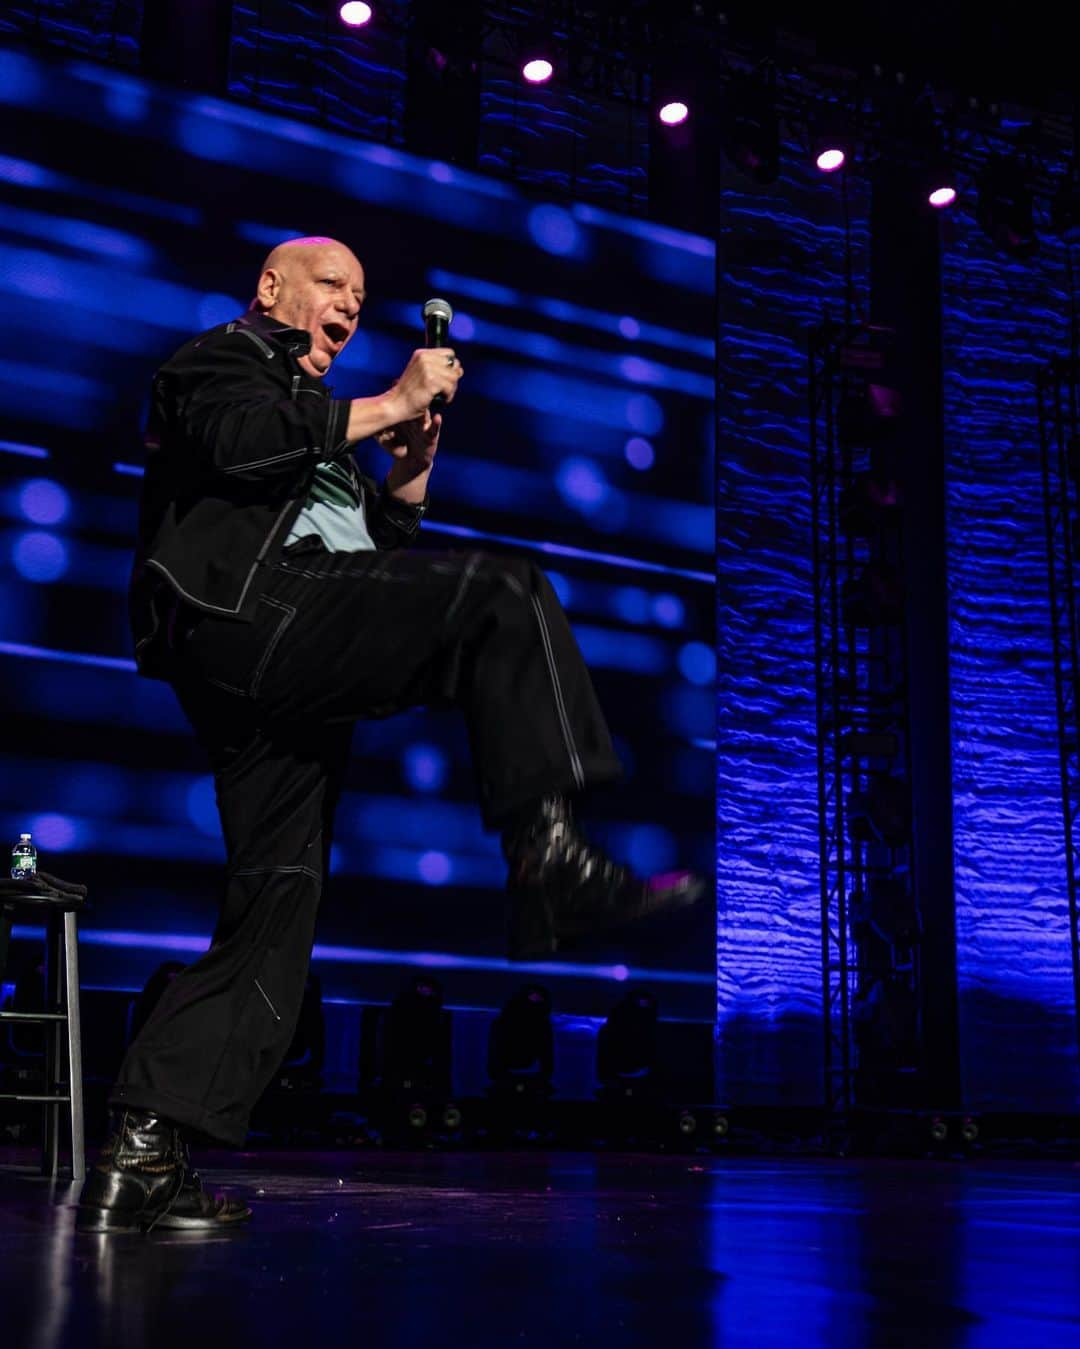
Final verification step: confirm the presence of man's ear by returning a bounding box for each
[255,267,280,311]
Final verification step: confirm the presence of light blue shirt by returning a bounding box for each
[284,459,377,553]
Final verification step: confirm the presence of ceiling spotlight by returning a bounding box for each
[816,147,846,173]
[522,57,554,85]
[659,101,689,126]
[339,1,372,25]
[928,184,957,209]
[811,111,852,176]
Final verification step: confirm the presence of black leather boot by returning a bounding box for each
[503,796,705,961]
[76,1109,250,1233]
[159,1138,252,1230]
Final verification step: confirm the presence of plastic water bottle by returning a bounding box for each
[10,833,36,880]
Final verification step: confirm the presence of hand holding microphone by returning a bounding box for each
[384,298,462,424]
[376,297,461,462]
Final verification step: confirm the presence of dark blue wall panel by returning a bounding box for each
[941,162,1080,1110]
[716,153,870,1105]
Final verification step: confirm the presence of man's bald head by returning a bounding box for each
[251,236,366,378]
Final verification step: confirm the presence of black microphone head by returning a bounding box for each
[422,297,453,325]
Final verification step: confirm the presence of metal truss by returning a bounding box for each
[810,318,921,1119]
[1037,358,1080,1057]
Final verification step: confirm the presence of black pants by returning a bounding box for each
[111,543,620,1145]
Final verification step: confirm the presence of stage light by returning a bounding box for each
[488,985,554,1086]
[381,974,452,1096]
[522,58,553,85]
[977,155,1036,256]
[677,641,716,686]
[624,437,655,470]
[13,531,68,583]
[18,478,69,526]
[407,1104,427,1128]
[441,1103,463,1130]
[811,109,854,179]
[659,101,689,127]
[928,185,956,209]
[339,1,372,25]
[960,1117,980,1143]
[712,1113,730,1138]
[597,988,658,1085]
[677,1110,698,1136]
[719,76,779,184]
[929,1116,948,1143]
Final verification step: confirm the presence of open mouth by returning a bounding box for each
[322,322,350,347]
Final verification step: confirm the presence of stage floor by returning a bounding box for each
[2,1150,1080,1347]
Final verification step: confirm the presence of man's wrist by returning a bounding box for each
[386,457,432,504]
[346,388,405,443]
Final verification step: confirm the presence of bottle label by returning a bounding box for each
[14,855,34,872]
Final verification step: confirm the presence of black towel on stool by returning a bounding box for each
[0,872,88,984]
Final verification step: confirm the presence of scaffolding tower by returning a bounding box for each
[810,318,922,1121]
[1037,357,1080,1055]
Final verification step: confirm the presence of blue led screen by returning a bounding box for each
[0,47,716,1020]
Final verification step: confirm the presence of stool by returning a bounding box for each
[0,880,86,1184]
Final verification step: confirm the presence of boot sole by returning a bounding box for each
[76,1201,253,1233]
[508,876,707,962]
[75,1206,143,1234]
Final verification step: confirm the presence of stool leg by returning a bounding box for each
[42,911,61,1179]
[63,911,85,1185]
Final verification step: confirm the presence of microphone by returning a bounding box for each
[422,297,454,412]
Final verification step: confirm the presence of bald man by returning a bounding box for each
[77,238,702,1232]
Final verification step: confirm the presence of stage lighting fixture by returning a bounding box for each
[928,184,957,209]
[960,1117,980,1143]
[441,1103,463,1130]
[339,1,372,24]
[597,988,658,1086]
[380,974,452,1096]
[718,75,780,185]
[811,116,850,175]
[659,101,689,126]
[976,155,1036,256]
[929,1116,948,1143]
[677,1109,698,1136]
[488,984,554,1087]
[712,1112,730,1139]
[522,55,554,85]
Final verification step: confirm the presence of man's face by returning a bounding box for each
[258,245,366,378]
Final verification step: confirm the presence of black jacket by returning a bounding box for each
[129,311,427,679]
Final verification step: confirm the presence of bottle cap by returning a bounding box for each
[19,833,31,841]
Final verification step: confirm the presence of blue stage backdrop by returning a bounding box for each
[941,152,1080,1111]
[716,144,871,1106]
[0,45,716,1021]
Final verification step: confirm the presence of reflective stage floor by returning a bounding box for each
[3,1150,1080,1348]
